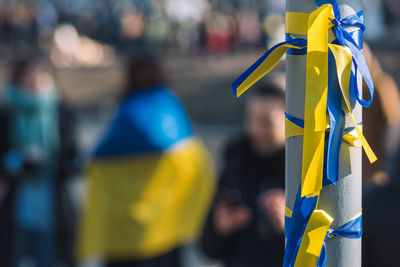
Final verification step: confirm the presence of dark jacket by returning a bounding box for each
[106,247,181,267]
[201,135,285,267]
[0,104,78,267]
[0,110,13,267]
[363,149,400,267]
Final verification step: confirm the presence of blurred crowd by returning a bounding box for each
[0,0,273,61]
[0,1,399,267]
[0,0,285,55]
[0,0,399,64]
[0,49,399,267]
[0,49,290,267]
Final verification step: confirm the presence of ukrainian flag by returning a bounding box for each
[77,87,216,261]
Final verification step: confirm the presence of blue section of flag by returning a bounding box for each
[94,87,193,158]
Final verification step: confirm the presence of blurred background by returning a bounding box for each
[0,0,397,163]
[0,0,399,267]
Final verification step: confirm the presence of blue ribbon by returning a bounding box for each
[318,213,362,267]
[285,204,362,267]
[331,12,374,108]
[283,186,319,267]
[285,112,304,128]
[329,214,362,239]
[326,50,346,186]
[325,7,371,186]
[286,34,308,55]
[313,0,373,109]
[317,0,373,108]
[285,113,362,186]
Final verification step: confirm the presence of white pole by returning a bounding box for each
[285,0,363,266]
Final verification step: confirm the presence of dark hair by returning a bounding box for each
[10,53,52,86]
[122,50,166,98]
[250,83,285,103]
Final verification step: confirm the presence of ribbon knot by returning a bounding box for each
[327,229,337,238]
[327,229,335,238]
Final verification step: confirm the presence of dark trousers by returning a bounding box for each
[106,247,181,267]
[12,227,56,267]
[0,187,15,267]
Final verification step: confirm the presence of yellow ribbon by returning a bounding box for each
[299,5,376,197]
[286,12,309,36]
[328,44,377,163]
[285,205,293,218]
[286,11,339,43]
[235,44,300,97]
[294,210,334,267]
[342,130,363,147]
[286,206,362,266]
[284,206,334,267]
[285,118,363,147]
[301,4,335,197]
[285,118,305,139]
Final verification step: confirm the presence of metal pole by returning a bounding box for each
[285,0,363,266]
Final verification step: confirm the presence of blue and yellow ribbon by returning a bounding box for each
[232,4,376,196]
[285,204,362,267]
[285,114,363,147]
[232,1,373,266]
[232,38,307,97]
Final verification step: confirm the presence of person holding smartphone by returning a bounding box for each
[201,83,286,267]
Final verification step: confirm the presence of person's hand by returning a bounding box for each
[259,188,285,234]
[213,200,252,236]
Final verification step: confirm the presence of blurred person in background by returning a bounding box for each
[363,143,400,266]
[238,6,262,48]
[202,10,240,54]
[0,54,78,267]
[77,50,216,267]
[362,43,400,267]
[362,43,400,186]
[201,84,286,267]
[1,3,38,48]
[119,5,147,49]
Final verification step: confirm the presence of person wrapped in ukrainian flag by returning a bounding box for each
[77,51,216,267]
